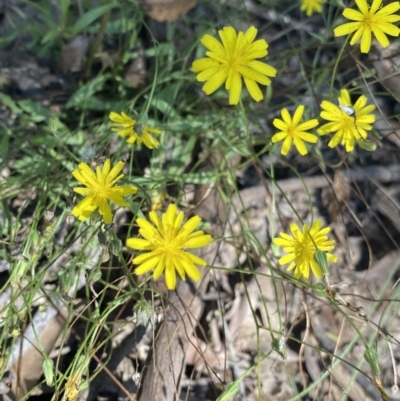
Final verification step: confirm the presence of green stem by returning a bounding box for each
[83,0,112,80]
[330,36,350,96]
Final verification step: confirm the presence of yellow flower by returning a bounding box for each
[126,204,212,290]
[109,112,161,149]
[151,192,167,211]
[318,89,375,152]
[65,356,89,401]
[72,159,137,224]
[273,220,337,280]
[192,26,277,105]
[300,0,325,17]
[271,105,319,155]
[10,326,20,338]
[333,0,400,54]
[66,376,80,401]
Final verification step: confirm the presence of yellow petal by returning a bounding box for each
[134,258,158,275]
[244,26,257,43]
[244,78,263,102]
[153,255,166,279]
[186,235,213,248]
[107,161,125,184]
[202,69,228,95]
[218,26,237,55]
[281,136,292,155]
[373,28,390,48]
[195,67,221,82]
[271,132,287,143]
[228,71,242,105]
[201,34,225,54]
[98,198,112,224]
[126,238,152,250]
[334,22,361,36]
[293,137,308,155]
[192,58,220,73]
[165,264,177,290]
[359,27,372,53]
[279,253,295,265]
[292,105,305,125]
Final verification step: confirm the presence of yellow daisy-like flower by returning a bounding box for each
[333,0,400,54]
[273,220,337,280]
[271,105,319,156]
[65,374,81,401]
[72,159,137,224]
[318,89,376,152]
[126,204,213,290]
[109,112,161,149]
[65,356,89,401]
[192,26,277,105]
[300,0,325,17]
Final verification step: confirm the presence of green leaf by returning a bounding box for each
[17,100,54,122]
[358,139,377,151]
[0,92,22,114]
[67,96,126,111]
[314,250,329,277]
[168,135,197,176]
[71,3,118,36]
[41,30,60,45]
[272,336,287,360]
[216,381,240,401]
[0,130,10,163]
[364,348,380,377]
[123,43,171,63]
[60,0,71,27]
[66,74,110,108]
[312,283,327,298]
[42,356,55,387]
[150,97,178,118]
[167,171,220,185]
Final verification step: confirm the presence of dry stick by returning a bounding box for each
[6,236,91,400]
[137,283,204,401]
[275,164,400,194]
[332,292,400,348]
[303,294,382,399]
[87,326,147,401]
[220,300,246,399]
[230,164,400,222]
[55,270,143,401]
[299,300,310,390]
[322,286,399,398]
[327,315,347,401]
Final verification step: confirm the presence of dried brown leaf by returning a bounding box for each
[60,35,90,73]
[141,0,198,22]
[371,42,400,103]
[330,170,351,219]
[124,47,146,88]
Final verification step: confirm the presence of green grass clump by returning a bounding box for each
[1,1,400,400]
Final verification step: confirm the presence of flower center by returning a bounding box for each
[155,224,187,253]
[88,181,110,199]
[364,16,373,27]
[340,113,359,139]
[230,54,242,69]
[288,126,297,137]
[228,38,251,69]
[364,10,378,27]
[296,234,315,263]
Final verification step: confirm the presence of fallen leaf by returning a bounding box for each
[60,35,90,73]
[141,0,198,22]
[124,46,146,88]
